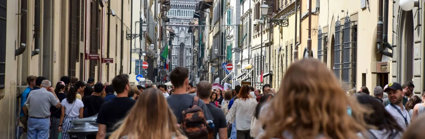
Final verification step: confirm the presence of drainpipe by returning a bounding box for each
[294,0,300,60]
[383,0,388,43]
[33,0,40,56]
[120,0,124,74]
[308,0,312,57]
[107,0,111,81]
[84,1,88,81]
[268,16,272,85]
[377,0,383,57]
[377,0,392,58]
[130,0,133,74]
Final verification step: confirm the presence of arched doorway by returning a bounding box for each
[399,11,414,83]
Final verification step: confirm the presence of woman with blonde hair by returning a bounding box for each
[259,59,368,139]
[110,88,185,139]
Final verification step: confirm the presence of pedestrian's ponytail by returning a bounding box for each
[66,86,77,104]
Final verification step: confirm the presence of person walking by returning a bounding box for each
[402,81,415,105]
[374,86,385,103]
[166,67,213,124]
[109,88,186,139]
[356,94,403,138]
[50,81,67,139]
[59,86,84,139]
[158,84,170,97]
[258,59,367,139]
[197,81,227,139]
[83,82,105,117]
[405,95,422,117]
[250,94,273,138]
[385,82,411,130]
[210,92,220,108]
[74,81,86,100]
[411,92,425,120]
[96,74,135,138]
[226,85,258,139]
[166,67,213,138]
[103,85,116,102]
[217,89,224,104]
[221,90,233,115]
[24,79,61,139]
[84,78,95,97]
[262,84,271,95]
[19,75,36,134]
[359,86,371,95]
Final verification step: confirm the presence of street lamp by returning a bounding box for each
[400,0,419,11]
[260,4,269,17]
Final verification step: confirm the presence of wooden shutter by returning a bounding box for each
[333,21,341,79]
[0,0,6,89]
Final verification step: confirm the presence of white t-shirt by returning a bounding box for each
[163,92,170,97]
[61,99,84,118]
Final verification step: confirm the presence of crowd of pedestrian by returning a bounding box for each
[17,59,425,139]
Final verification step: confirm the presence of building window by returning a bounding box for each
[317,28,322,60]
[333,20,341,79]
[0,0,5,89]
[334,17,357,87]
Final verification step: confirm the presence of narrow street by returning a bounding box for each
[0,0,425,138]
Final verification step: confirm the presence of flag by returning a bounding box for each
[161,44,168,59]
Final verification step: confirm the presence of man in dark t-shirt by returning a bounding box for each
[96,75,135,138]
[166,67,213,124]
[83,83,105,117]
[197,81,227,139]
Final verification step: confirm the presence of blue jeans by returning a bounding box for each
[28,118,50,139]
[230,121,237,139]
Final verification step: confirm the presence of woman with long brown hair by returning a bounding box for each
[259,59,368,139]
[226,85,258,139]
[109,88,185,139]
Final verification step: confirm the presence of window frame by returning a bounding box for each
[0,0,7,89]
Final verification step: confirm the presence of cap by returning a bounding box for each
[384,82,402,92]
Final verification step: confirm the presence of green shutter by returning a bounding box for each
[227,45,232,61]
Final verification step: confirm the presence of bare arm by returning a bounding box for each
[59,106,65,132]
[97,124,107,139]
[219,127,228,139]
[23,105,28,115]
[55,103,62,109]
[412,104,419,121]
[79,108,84,118]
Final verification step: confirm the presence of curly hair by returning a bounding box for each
[260,59,368,139]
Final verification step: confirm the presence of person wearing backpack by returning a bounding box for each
[167,67,214,138]
[197,81,228,139]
